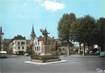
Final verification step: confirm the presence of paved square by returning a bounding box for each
[0,56,105,73]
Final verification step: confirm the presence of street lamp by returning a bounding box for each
[0,26,4,51]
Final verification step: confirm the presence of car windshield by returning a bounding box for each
[0,0,105,73]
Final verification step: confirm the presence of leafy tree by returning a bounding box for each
[70,19,82,52]
[70,19,80,41]
[96,17,105,51]
[58,13,76,55]
[78,15,96,54]
[58,13,105,55]
[58,13,76,42]
[26,44,35,56]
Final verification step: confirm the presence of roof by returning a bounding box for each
[11,35,26,42]
[26,40,31,44]
[38,36,44,41]
[4,39,11,43]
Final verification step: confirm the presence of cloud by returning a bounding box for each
[35,0,64,12]
[43,0,64,11]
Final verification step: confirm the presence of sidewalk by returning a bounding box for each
[62,54,99,58]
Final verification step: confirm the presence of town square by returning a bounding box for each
[0,0,105,73]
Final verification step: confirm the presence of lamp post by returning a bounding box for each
[0,26,4,51]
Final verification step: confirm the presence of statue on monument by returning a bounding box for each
[40,28,49,44]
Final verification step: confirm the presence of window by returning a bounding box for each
[37,42,39,45]
[37,47,38,51]
[21,42,25,45]
[22,46,24,49]
[18,46,20,49]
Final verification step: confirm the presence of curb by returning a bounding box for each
[24,60,67,65]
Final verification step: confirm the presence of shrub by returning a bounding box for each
[31,54,60,61]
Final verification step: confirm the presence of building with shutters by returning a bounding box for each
[9,35,27,55]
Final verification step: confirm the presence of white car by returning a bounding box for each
[0,51,7,58]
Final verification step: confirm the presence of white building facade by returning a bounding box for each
[33,38,45,55]
[10,35,27,55]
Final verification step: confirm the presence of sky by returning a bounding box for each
[0,0,105,39]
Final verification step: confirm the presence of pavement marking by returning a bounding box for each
[24,60,67,65]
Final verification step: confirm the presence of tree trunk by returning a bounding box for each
[87,45,89,50]
[79,42,81,54]
[67,40,71,56]
[67,45,70,56]
[83,42,86,56]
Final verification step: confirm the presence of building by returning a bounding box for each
[3,39,11,53]
[30,26,45,55]
[33,37,45,55]
[10,35,27,55]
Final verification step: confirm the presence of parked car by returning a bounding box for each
[87,48,98,55]
[24,53,29,56]
[0,51,8,58]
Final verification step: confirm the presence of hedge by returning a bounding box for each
[31,54,59,61]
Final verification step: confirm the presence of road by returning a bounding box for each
[0,56,105,73]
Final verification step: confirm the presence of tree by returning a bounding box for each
[58,13,105,55]
[70,19,82,53]
[96,17,105,51]
[26,43,35,56]
[58,13,76,41]
[69,15,96,55]
[67,15,96,55]
[70,19,80,41]
[58,13,76,55]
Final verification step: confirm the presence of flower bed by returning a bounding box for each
[31,54,61,63]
